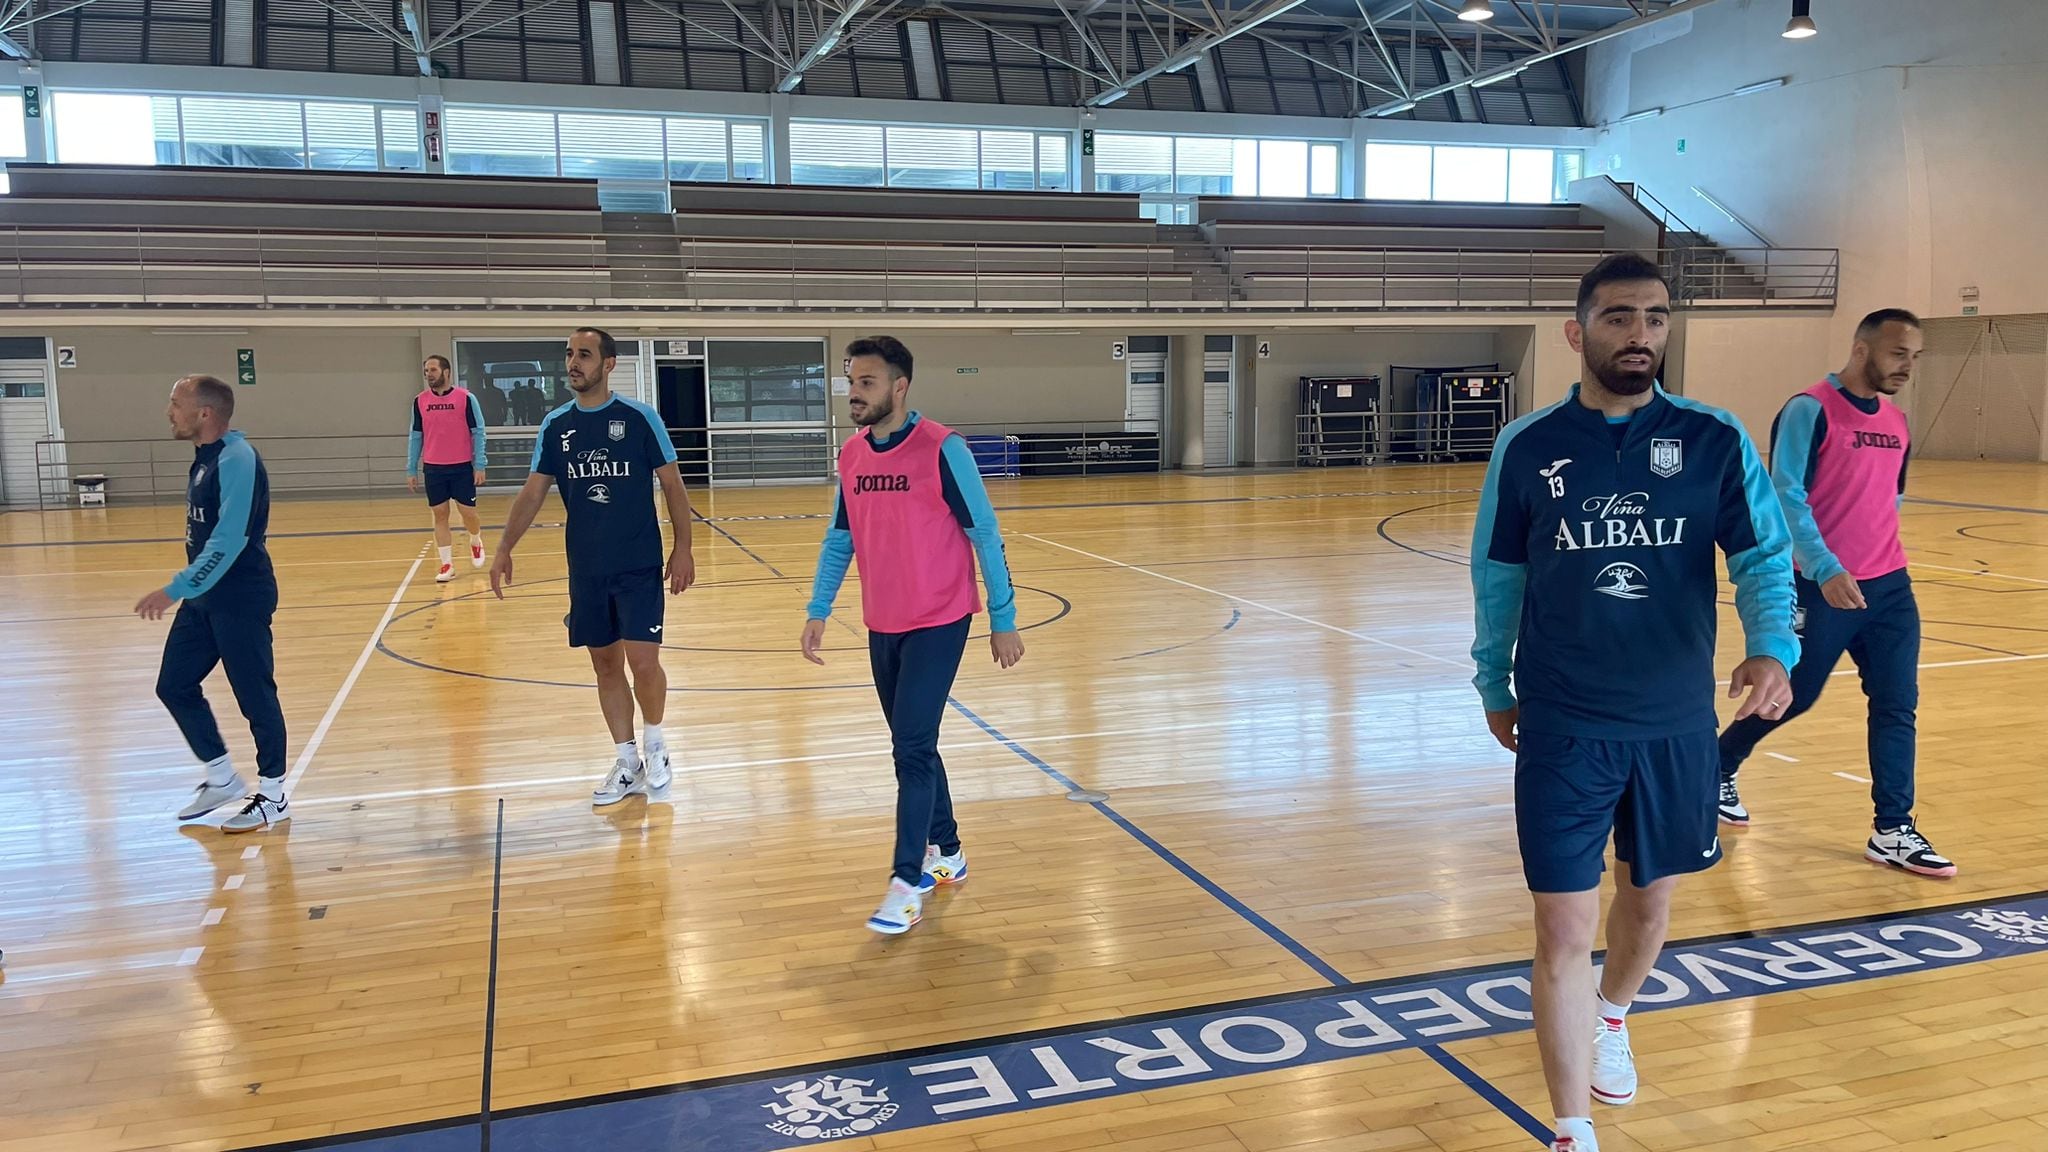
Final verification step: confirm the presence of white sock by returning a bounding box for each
[1554,1117,1596,1146]
[469,534,484,549]
[438,545,452,565]
[616,741,638,767]
[258,777,284,802]
[643,723,665,751]
[1596,994,1630,1024]
[203,754,236,788]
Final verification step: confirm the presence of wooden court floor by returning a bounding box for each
[3,459,2048,1152]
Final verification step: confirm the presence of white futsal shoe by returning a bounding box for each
[1590,1016,1637,1106]
[591,756,648,807]
[866,879,923,935]
[643,745,671,792]
[222,788,290,834]
[178,774,247,821]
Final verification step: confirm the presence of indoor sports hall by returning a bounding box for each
[3,2,2047,1151]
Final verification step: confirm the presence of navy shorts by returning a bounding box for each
[1515,730,1722,893]
[422,463,477,508]
[567,566,664,649]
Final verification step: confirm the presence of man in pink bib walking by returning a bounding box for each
[407,354,489,583]
[800,335,1024,935]
[1717,309,1954,876]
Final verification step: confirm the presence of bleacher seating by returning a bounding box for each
[0,166,1832,311]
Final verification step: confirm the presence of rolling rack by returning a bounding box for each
[1416,371,1515,462]
[1297,375,1382,466]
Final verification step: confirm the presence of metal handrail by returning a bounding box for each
[29,419,1170,507]
[1690,186,1776,249]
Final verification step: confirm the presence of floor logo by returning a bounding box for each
[1958,908,2048,946]
[762,1076,900,1140]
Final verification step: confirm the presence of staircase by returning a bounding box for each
[1660,227,1771,303]
[1158,222,1239,303]
[601,212,689,300]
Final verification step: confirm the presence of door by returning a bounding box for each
[657,360,710,484]
[0,357,53,506]
[1911,315,2047,461]
[1124,335,1168,436]
[1201,335,1236,467]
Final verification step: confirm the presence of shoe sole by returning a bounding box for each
[867,914,921,935]
[1592,1085,1636,1106]
[592,790,645,808]
[177,795,238,821]
[1717,812,1750,826]
[435,574,456,583]
[223,814,290,835]
[1865,850,1957,877]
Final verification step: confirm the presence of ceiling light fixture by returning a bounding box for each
[1730,77,1786,96]
[1457,0,1494,22]
[1370,99,1419,117]
[1471,63,1529,88]
[1783,0,1817,38]
[1616,107,1662,124]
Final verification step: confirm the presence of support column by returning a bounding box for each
[418,87,446,174]
[769,93,793,184]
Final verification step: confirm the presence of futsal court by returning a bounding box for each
[4,457,2048,1152]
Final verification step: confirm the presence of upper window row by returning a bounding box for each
[788,122,1069,192]
[1095,133,1341,199]
[1363,142,1579,204]
[52,92,420,170]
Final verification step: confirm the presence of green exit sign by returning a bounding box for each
[22,86,38,118]
[1082,129,1094,157]
[235,347,257,386]
[955,366,979,375]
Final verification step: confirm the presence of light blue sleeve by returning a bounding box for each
[1770,395,1846,586]
[165,441,255,601]
[624,398,678,466]
[806,485,854,621]
[1726,421,1802,673]
[406,429,422,476]
[1469,414,1536,713]
[469,392,488,469]
[941,434,1018,632]
[530,407,560,474]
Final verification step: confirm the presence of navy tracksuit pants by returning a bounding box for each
[1718,569,1919,828]
[870,614,971,886]
[156,590,288,780]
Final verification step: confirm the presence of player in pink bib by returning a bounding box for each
[801,336,1024,936]
[406,354,489,583]
[1716,310,1954,877]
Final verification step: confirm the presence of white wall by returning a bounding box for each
[1246,329,1503,464]
[1585,0,2048,349]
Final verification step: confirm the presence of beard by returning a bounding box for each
[568,372,603,393]
[850,394,895,427]
[1588,347,1660,396]
[1863,362,1906,395]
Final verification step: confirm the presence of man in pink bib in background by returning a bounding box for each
[1716,309,1954,877]
[801,335,1025,935]
[406,354,489,583]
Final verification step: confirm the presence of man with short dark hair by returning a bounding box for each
[491,327,696,807]
[801,335,1023,935]
[1471,253,1798,1152]
[1714,309,1952,874]
[136,373,290,834]
[407,353,489,583]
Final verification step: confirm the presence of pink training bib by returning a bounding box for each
[837,417,982,633]
[416,386,477,467]
[1802,378,1910,581]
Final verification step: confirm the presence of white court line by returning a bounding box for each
[200,908,224,927]
[1021,533,1469,671]
[1834,771,1872,784]
[177,947,204,966]
[282,546,428,796]
[1912,561,2048,587]
[299,707,1386,807]
[1766,752,1801,763]
[241,845,261,860]
[222,875,244,891]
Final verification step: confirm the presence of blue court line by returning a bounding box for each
[942,696,1550,1143]
[1113,607,1242,660]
